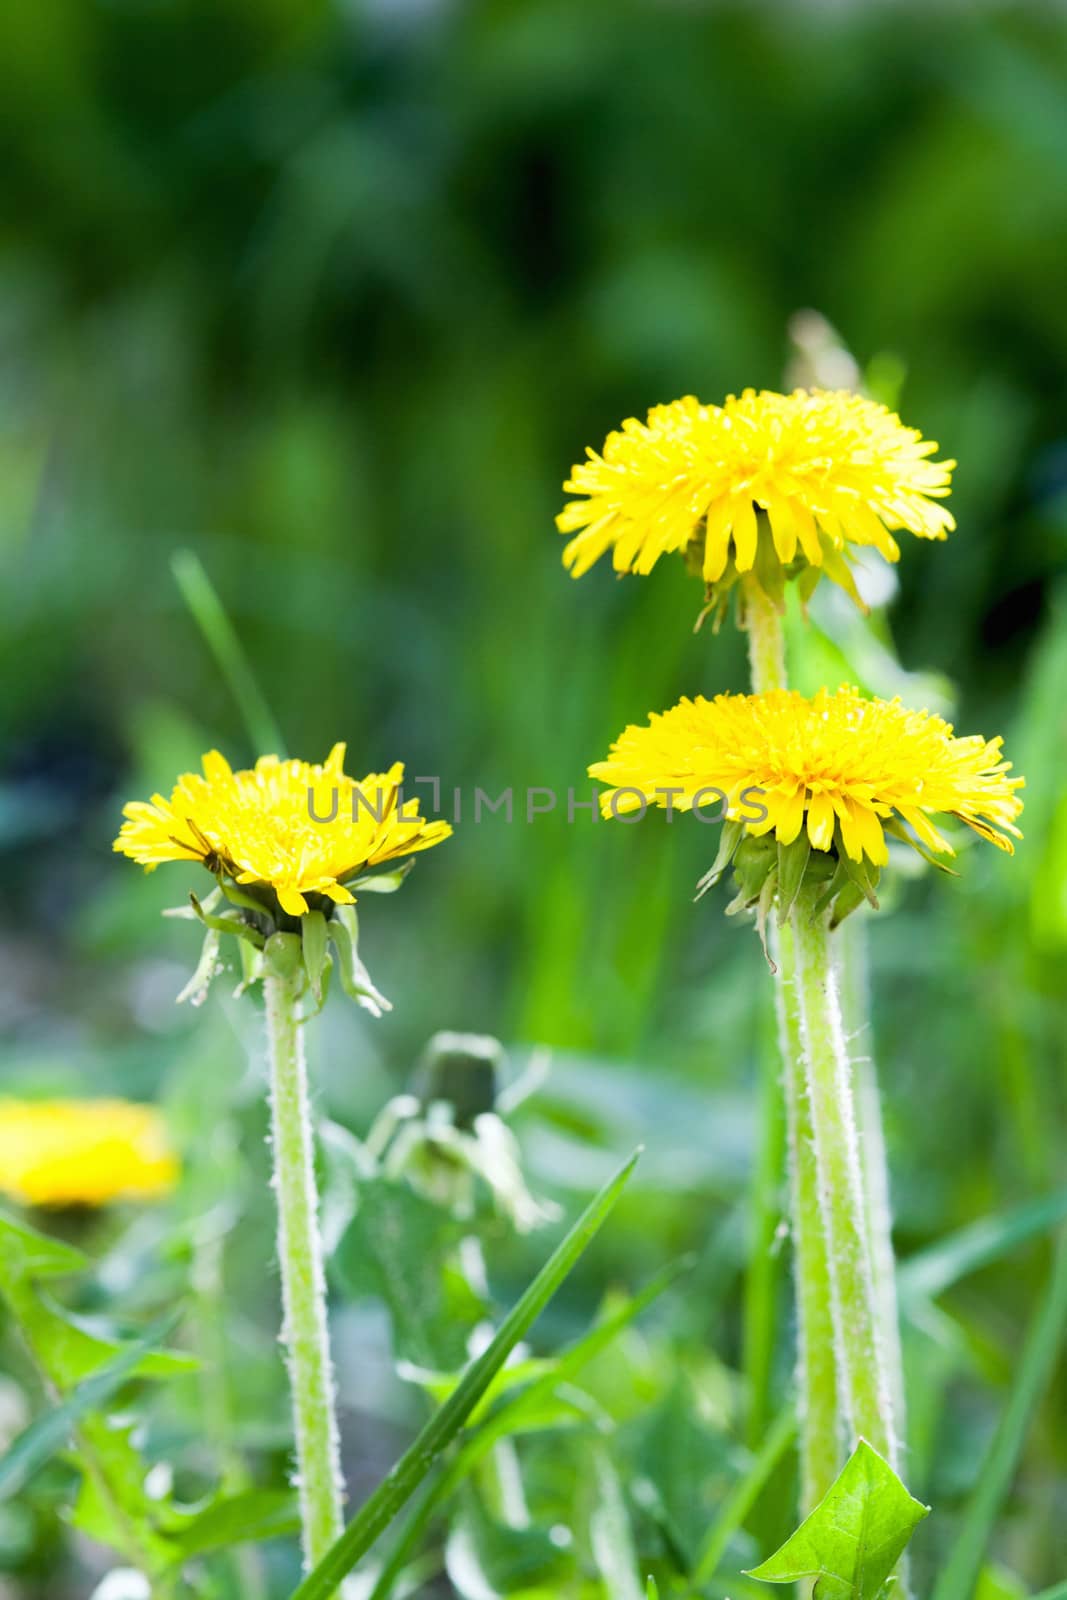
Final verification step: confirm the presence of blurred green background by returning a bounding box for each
[1,1,1066,1595]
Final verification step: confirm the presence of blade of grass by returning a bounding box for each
[0,1309,182,1501]
[171,548,286,756]
[590,1445,644,1600]
[288,1147,642,1600]
[1033,1583,1067,1600]
[690,1404,797,1590]
[899,1188,1067,1303]
[931,1227,1067,1600]
[367,1255,690,1600]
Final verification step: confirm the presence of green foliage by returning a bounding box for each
[289,1149,640,1600]
[0,1213,194,1576]
[1,2,1066,1593]
[333,1173,480,1369]
[747,1441,930,1600]
[0,1310,182,1503]
[0,1211,298,1588]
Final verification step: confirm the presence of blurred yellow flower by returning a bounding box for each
[558,388,954,602]
[114,745,451,918]
[0,1100,178,1208]
[591,686,1022,866]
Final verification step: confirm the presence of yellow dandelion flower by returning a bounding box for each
[114,745,451,918]
[591,686,1022,868]
[0,1100,178,1208]
[558,388,955,604]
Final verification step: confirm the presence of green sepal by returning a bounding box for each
[189,893,265,949]
[820,543,869,616]
[176,925,222,1007]
[776,834,812,926]
[811,858,853,923]
[695,819,746,900]
[746,1439,929,1599]
[328,905,391,1016]
[216,877,273,915]
[347,858,416,894]
[883,817,959,875]
[163,885,222,920]
[264,931,303,981]
[796,563,823,609]
[728,834,778,909]
[836,842,881,912]
[302,954,333,1020]
[755,869,778,969]
[828,881,866,929]
[302,911,329,1002]
[751,524,788,609]
[234,937,264,997]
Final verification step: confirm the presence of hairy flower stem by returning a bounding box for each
[790,889,898,1469]
[743,581,787,696]
[773,919,842,1509]
[837,916,907,1442]
[264,970,347,1577]
[743,577,840,1510]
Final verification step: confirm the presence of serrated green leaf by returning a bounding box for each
[623,1376,740,1568]
[289,1148,641,1600]
[168,1487,299,1560]
[365,1257,686,1600]
[67,1417,179,1569]
[0,1211,88,1281]
[0,1311,181,1502]
[0,1221,193,1573]
[746,1440,929,1600]
[0,1273,195,1392]
[331,1175,480,1367]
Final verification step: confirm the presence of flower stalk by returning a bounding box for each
[837,917,907,1438]
[790,886,898,1469]
[742,578,787,697]
[743,577,840,1509]
[264,965,347,1574]
[773,917,842,1509]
